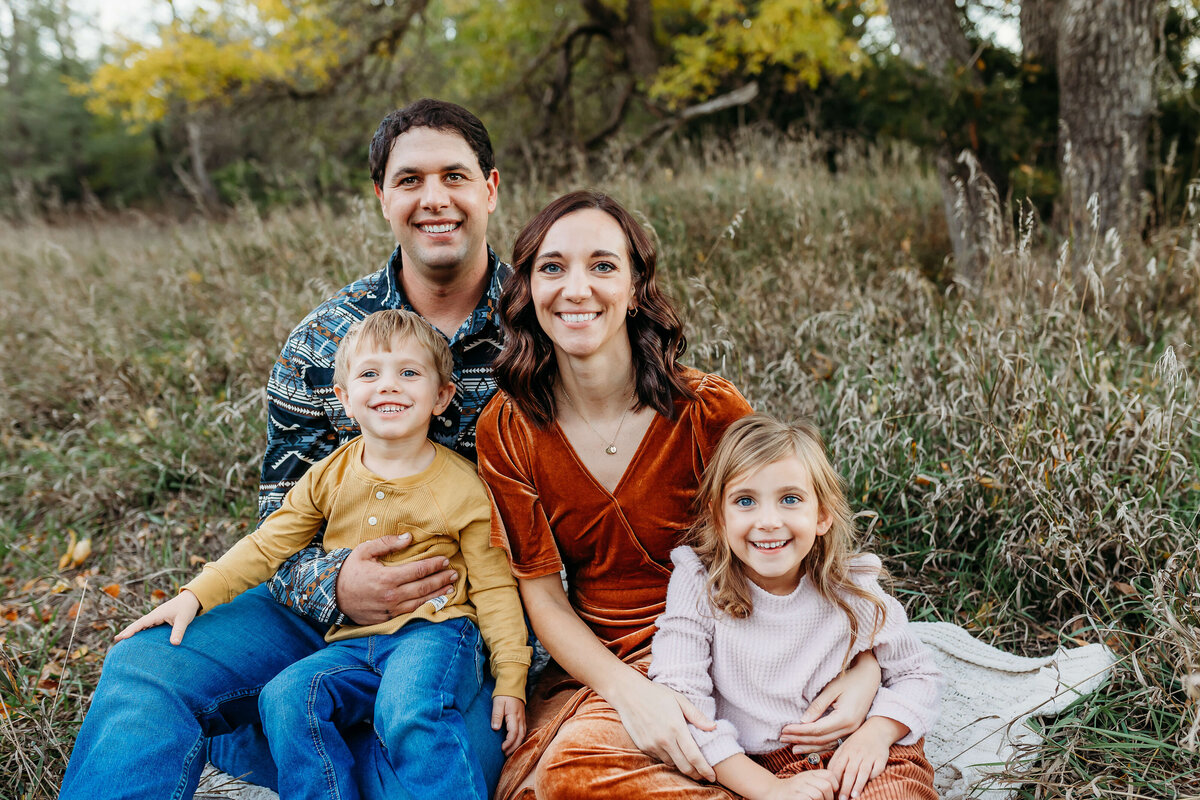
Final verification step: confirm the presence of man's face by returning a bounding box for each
[374,127,499,280]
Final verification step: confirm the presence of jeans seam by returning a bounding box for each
[305,663,370,800]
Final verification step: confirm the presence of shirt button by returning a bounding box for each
[368,516,378,526]
[806,753,821,765]
[375,491,385,500]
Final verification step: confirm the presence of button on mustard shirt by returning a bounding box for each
[184,439,531,699]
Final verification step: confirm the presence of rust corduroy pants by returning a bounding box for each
[498,662,936,800]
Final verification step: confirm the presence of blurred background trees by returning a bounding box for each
[2,0,1197,275]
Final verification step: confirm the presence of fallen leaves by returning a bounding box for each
[57,530,93,571]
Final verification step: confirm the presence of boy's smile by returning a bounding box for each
[333,335,455,449]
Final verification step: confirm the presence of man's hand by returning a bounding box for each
[492,695,527,756]
[335,534,457,625]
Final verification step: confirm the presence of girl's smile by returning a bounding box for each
[721,455,832,595]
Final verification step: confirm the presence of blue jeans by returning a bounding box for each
[59,585,505,800]
[261,618,490,800]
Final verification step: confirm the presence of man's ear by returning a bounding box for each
[485,169,499,214]
[333,384,353,419]
[434,382,456,415]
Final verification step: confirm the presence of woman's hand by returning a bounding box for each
[114,590,201,645]
[780,651,882,753]
[609,676,717,782]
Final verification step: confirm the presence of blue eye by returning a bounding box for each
[733,496,754,508]
[594,262,616,273]
[401,369,418,377]
[781,494,801,505]
[360,369,378,378]
[538,263,563,274]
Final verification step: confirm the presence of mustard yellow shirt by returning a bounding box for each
[184,439,530,699]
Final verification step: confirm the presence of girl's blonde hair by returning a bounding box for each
[689,414,887,668]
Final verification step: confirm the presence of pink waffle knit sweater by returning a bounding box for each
[649,546,943,767]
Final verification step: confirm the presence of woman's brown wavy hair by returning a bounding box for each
[495,190,694,427]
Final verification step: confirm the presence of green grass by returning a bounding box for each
[1,131,1197,797]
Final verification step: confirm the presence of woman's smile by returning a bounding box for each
[530,208,637,362]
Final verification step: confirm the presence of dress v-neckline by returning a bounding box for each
[552,411,660,497]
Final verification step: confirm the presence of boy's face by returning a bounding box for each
[333,335,455,446]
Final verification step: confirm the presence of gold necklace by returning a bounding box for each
[561,389,635,455]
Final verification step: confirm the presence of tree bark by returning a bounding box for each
[890,0,1005,286]
[1058,0,1157,238]
[1021,0,1062,70]
[183,118,219,211]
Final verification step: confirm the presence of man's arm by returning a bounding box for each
[260,327,456,626]
[260,336,353,625]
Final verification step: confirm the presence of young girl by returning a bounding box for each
[649,414,941,800]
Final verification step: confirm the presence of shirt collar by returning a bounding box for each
[384,245,509,339]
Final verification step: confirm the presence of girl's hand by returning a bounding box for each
[114,590,201,645]
[827,717,905,800]
[780,651,882,753]
[762,770,838,800]
[609,677,717,782]
[491,695,527,756]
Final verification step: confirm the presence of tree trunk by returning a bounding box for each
[889,0,972,72]
[890,0,1006,286]
[1058,0,1157,239]
[1021,0,1062,70]
[182,118,219,210]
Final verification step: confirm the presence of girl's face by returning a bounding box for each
[720,455,832,596]
[529,208,637,365]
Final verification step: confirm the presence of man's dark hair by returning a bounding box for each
[369,99,495,189]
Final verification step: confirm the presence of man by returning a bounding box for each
[60,99,512,799]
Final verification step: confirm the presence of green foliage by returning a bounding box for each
[0,0,160,213]
[2,135,1197,796]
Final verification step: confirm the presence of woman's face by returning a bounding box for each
[529,208,638,364]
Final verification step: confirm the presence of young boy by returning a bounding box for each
[117,309,530,800]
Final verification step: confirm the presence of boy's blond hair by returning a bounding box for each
[333,310,453,389]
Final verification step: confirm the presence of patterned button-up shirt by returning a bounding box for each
[263,245,508,625]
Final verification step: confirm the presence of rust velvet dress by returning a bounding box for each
[476,370,752,799]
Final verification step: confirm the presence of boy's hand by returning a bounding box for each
[827,717,906,800]
[114,590,201,645]
[492,695,526,756]
[761,770,838,800]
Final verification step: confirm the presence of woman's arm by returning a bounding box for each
[779,650,881,752]
[519,574,717,782]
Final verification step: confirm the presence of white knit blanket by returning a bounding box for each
[197,621,1116,799]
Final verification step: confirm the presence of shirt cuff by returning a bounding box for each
[693,720,744,768]
[867,688,928,745]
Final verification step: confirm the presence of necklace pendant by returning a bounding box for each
[605,445,618,455]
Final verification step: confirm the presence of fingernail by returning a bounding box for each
[450,571,459,581]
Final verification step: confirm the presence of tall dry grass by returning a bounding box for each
[1,130,1198,797]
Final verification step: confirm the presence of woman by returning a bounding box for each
[477,190,880,799]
